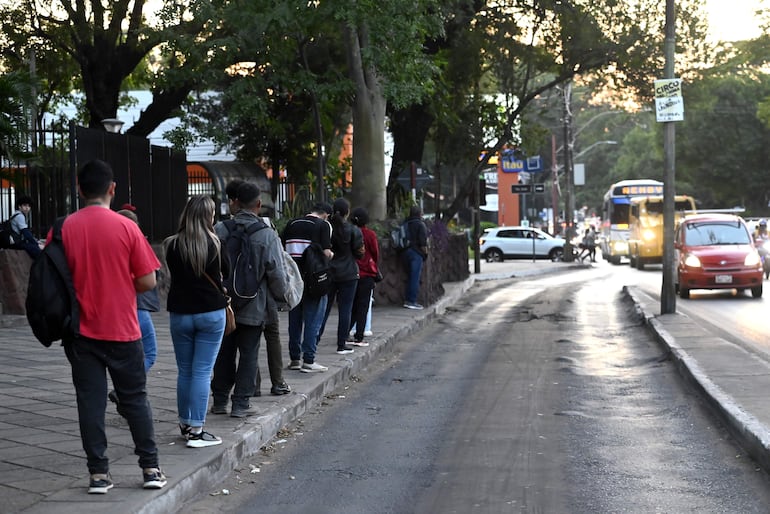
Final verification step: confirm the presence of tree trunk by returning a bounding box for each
[387,103,434,204]
[346,24,387,220]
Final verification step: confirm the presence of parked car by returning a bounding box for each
[479,226,564,262]
[674,213,763,299]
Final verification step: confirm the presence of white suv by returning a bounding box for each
[479,226,564,262]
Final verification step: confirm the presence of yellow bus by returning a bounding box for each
[627,194,696,270]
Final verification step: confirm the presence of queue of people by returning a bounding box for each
[34,162,436,495]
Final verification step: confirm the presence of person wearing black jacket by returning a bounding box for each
[317,198,364,354]
[402,205,428,310]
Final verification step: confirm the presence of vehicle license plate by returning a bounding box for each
[715,275,733,284]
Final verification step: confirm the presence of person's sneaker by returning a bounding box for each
[349,340,369,347]
[403,302,424,310]
[336,345,354,355]
[230,404,260,418]
[179,423,191,440]
[300,362,328,373]
[142,468,167,489]
[186,430,222,448]
[364,330,373,337]
[210,404,227,415]
[288,360,302,370]
[270,382,291,395]
[88,473,113,494]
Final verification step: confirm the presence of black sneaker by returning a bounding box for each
[336,345,354,355]
[186,430,222,448]
[143,468,167,489]
[230,404,260,418]
[210,404,227,415]
[88,473,113,494]
[270,382,291,395]
[179,423,191,440]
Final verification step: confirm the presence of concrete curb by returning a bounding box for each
[624,285,770,473]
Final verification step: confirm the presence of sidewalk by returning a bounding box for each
[3,258,770,513]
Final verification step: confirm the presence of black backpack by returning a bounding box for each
[26,217,80,347]
[222,219,268,310]
[0,212,22,249]
[301,242,331,299]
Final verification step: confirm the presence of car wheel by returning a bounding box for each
[752,285,763,298]
[550,248,564,262]
[485,248,504,263]
[679,286,690,299]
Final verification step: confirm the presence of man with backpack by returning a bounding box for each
[282,202,333,373]
[211,182,289,418]
[5,195,42,258]
[56,160,166,494]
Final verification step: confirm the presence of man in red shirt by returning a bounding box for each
[60,160,166,494]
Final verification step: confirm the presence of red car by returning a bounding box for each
[674,213,763,299]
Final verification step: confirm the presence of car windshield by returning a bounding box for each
[684,222,750,246]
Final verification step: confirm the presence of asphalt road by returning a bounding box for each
[185,270,770,513]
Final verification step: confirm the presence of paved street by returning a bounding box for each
[2,257,770,513]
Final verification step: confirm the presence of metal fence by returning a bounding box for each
[1,122,319,242]
[1,122,187,243]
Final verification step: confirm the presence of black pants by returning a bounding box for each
[257,320,285,389]
[211,324,263,408]
[64,336,159,474]
[350,276,375,341]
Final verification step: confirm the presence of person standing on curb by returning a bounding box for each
[403,205,428,310]
[211,183,289,417]
[317,198,364,355]
[164,195,228,447]
[59,159,166,494]
[212,180,291,400]
[349,206,378,346]
[282,202,333,373]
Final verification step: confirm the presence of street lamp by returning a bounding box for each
[574,140,617,161]
[101,118,124,133]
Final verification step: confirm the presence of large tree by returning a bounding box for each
[0,0,228,135]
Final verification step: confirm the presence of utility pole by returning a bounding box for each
[661,0,677,314]
[562,82,575,262]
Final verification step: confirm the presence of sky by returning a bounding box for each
[706,0,765,42]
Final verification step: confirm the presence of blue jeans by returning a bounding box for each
[169,310,225,427]
[403,248,424,304]
[211,323,263,408]
[138,309,157,372]
[63,336,159,474]
[288,294,328,364]
[319,279,358,348]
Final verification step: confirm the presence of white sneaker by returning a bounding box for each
[364,330,373,337]
[300,362,328,373]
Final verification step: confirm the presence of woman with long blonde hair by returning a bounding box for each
[164,195,229,448]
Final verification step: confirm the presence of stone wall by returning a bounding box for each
[0,249,33,315]
[374,232,469,307]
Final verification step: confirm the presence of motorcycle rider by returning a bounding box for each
[753,219,769,241]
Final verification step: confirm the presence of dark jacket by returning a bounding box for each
[215,211,289,326]
[329,221,364,282]
[406,216,428,259]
